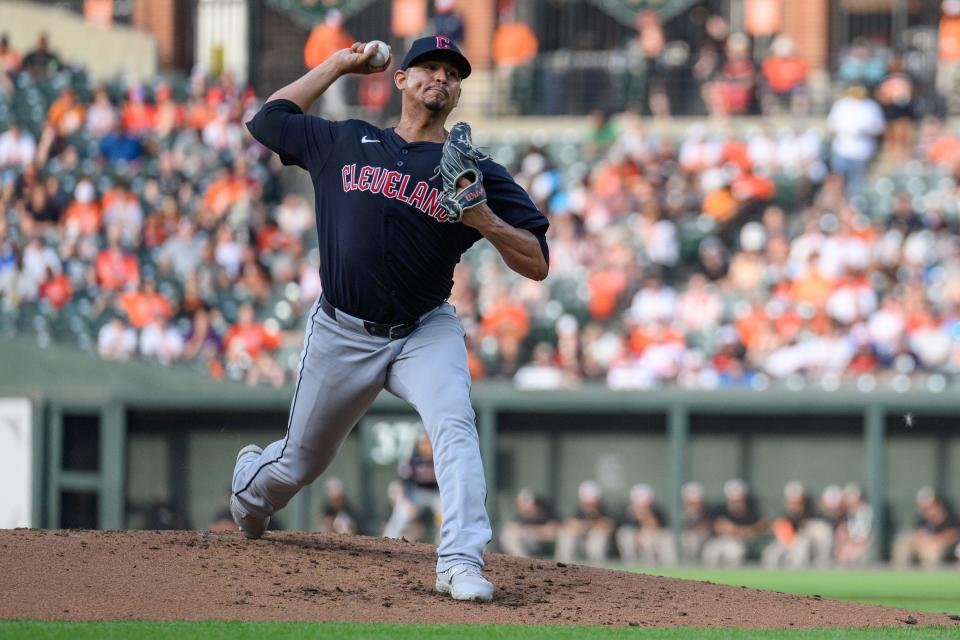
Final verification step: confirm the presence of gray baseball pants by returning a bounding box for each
[232,297,491,572]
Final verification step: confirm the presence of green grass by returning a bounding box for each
[0,621,958,640]
[627,568,960,614]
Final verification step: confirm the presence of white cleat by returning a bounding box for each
[435,564,494,602]
[230,445,270,539]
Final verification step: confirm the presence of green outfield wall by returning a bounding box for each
[2,339,959,559]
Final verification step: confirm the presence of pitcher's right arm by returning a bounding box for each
[246,43,390,169]
[268,42,390,113]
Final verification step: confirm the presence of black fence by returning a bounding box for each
[26,0,960,116]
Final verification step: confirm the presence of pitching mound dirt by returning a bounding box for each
[0,529,955,628]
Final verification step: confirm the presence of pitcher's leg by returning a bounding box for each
[233,303,389,519]
[386,306,491,572]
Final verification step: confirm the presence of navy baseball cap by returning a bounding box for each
[400,35,471,79]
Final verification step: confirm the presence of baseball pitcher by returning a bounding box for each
[231,36,550,602]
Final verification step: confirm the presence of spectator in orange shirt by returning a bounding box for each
[95,229,140,291]
[938,0,960,113]
[628,321,684,359]
[480,293,530,376]
[481,296,531,343]
[587,266,627,321]
[203,164,248,217]
[926,121,960,168]
[153,83,184,138]
[185,95,216,130]
[761,35,808,115]
[942,0,960,60]
[721,138,750,171]
[39,265,72,309]
[224,302,280,360]
[466,344,486,380]
[122,84,157,137]
[0,34,21,75]
[117,279,173,329]
[304,10,354,69]
[0,34,20,95]
[731,167,775,203]
[47,87,86,138]
[702,182,739,225]
[790,253,834,308]
[303,10,354,120]
[735,300,768,351]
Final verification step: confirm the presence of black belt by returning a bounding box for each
[319,296,419,340]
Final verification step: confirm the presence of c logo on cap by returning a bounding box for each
[436,36,451,49]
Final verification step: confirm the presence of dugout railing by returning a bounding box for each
[19,383,960,562]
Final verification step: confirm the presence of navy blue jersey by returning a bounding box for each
[247,99,549,324]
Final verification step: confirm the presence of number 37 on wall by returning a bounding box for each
[364,418,424,466]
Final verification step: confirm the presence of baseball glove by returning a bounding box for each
[434,121,489,223]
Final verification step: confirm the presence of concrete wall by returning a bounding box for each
[1,1,157,80]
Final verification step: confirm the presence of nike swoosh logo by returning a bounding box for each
[361,136,380,143]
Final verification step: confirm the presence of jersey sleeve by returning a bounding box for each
[245,99,340,172]
[481,160,549,236]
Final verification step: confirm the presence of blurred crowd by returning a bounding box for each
[138,428,959,569]
[182,436,960,568]
[297,462,959,568]
[5,30,960,392]
[494,480,960,569]
[0,33,317,385]
[463,101,960,391]
[626,10,935,121]
[210,425,960,569]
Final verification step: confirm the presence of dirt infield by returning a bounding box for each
[0,529,955,628]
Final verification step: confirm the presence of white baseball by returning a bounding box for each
[364,40,390,68]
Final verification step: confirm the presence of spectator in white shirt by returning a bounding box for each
[677,273,723,333]
[103,182,144,248]
[0,123,36,169]
[98,317,138,361]
[630,275,677,324]
[514,342,574,390]
[140,316,185,365]
[213,224,244,279]
[0,229,16,301]
[202,104,242,152]
[827,84,885,197]
[867,296,905,359]
[85,86,117,138]
[157,218,205,281]
[275,193,313,239]
[20,237,60,297]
